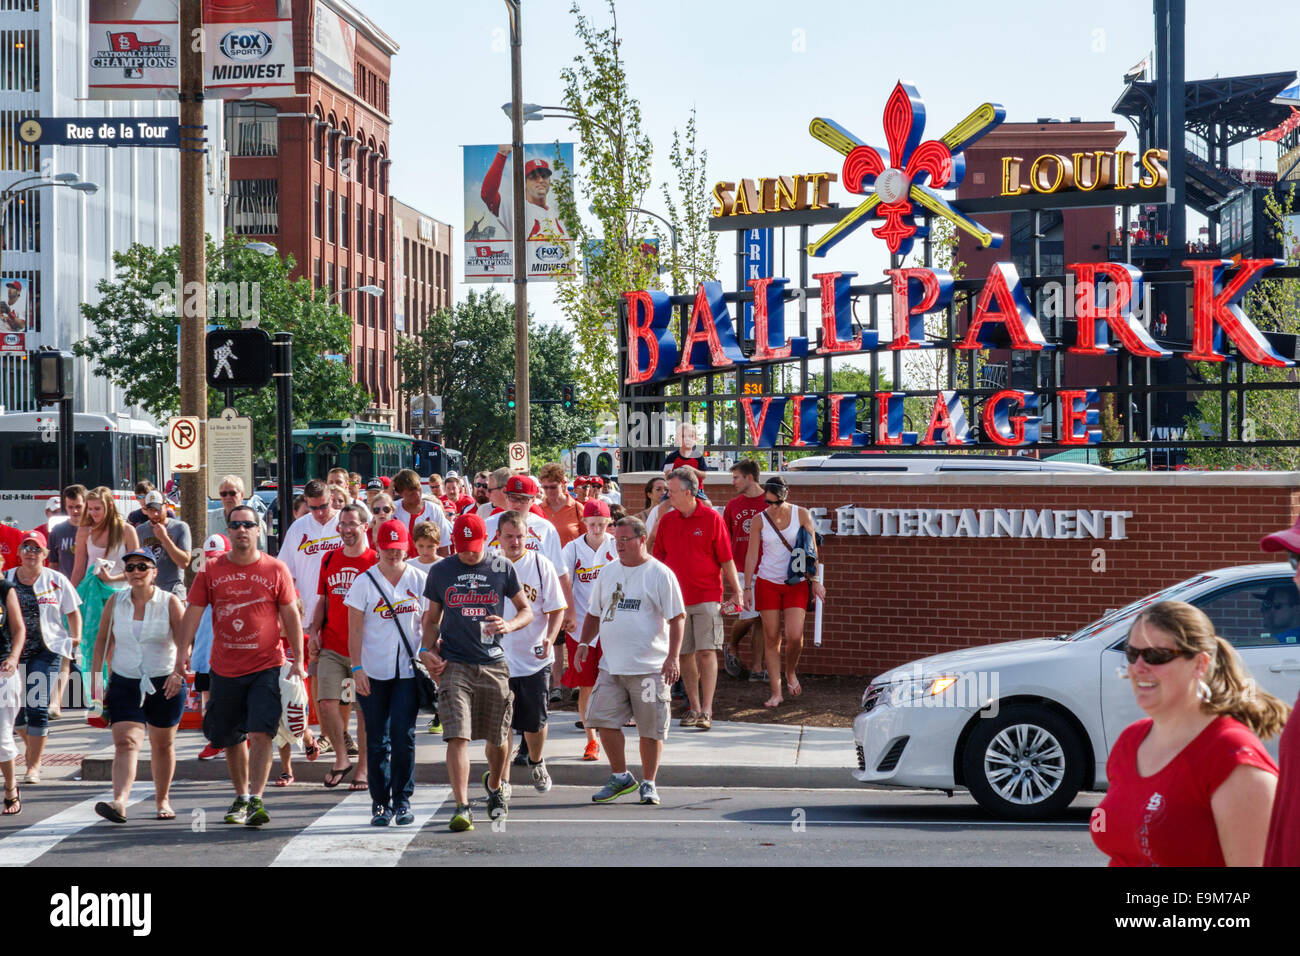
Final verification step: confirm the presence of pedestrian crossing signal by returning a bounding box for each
[562,382,575,409]
[506,382,516,409]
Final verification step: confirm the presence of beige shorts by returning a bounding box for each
[680,602,723,654]
[440,660,513,746]
[585,671,671,741]
[316,648,352,702]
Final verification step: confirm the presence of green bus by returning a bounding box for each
[292,420,463,484]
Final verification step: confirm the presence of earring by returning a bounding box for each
[1197,679,1212,703]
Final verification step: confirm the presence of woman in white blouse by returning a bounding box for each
[90,549,185,823]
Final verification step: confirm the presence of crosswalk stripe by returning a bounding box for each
[270,786,452,867]
[0,784,152,868]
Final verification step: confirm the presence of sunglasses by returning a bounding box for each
[373,506,393,514]
[474,482,488,489]
[764,498,781,506]
[124,562,154,573]
[219,490,240,498]
[19,543,42,553]
[1124,644,1191,666]
[227,520,258,530]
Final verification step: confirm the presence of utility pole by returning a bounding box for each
[506,0,529,445]
[179,0,207,550]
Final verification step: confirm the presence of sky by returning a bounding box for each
[375,0,1300,330]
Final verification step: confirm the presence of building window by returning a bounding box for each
[0,30,39,92]
[229,179,278,235]
[2,188,38,253]
[326,190,336,243]
[340,130,351,178]
[379,214,386,262]
[380,350,388,398]
[368,210,376,259]
[356,346,365,387]
[369,155,377,189]
[379,160,387,194]
[313,185,322,238]
[314,118,324,163]
[368,276,376,327]
[356,202,364,257]
[313,257,321,289]
[329,264,336,294]
[367,347,375,394]
[340,193,349,249]
[357,272,364,324]
[224,101,277,157]
[326,124,338,169]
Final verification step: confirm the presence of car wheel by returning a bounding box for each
[961,705,1084,821]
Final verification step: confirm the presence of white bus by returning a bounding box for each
[0,411,166,529]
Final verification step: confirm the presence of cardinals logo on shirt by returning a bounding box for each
[297,534,341,557]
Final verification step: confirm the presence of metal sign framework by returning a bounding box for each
[618,202,1300,466]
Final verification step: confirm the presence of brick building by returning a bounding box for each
[224,0,399,425]
[661,470,1300,678]
[390,198,453,436]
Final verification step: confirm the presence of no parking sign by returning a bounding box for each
[508,442,529,473]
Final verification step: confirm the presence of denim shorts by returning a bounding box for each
[106,673,185,728]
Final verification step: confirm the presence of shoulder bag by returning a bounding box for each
[363,568,438,710]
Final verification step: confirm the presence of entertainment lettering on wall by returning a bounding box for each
[719,504,1133,540]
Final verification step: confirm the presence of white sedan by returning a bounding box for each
[853,564,1300,820]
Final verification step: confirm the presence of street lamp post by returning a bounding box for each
[504,0,529,448]
[0,175,99,300]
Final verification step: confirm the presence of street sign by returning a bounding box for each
[17,116,181,148]
[206,408,254,500]
[168,416,201,473]
[507,441,529,472]
[206,328,272,389]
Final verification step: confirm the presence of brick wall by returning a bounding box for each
[629,471,1300,678]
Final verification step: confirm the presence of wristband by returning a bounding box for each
[351,665,364,673]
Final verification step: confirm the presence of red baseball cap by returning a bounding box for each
[583,499,611,519]
[375,519,410,550]
[19,529,46,550]
[524,158,552,178]
[378,476,392,488]
[505,474,539,497]
[1261,516,1300,554]
[453,513,487,552]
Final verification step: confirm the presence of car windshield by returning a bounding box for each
[1059,574,1218,642]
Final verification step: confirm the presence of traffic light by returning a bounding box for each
[562,382,576,410]
[506,382,517,409]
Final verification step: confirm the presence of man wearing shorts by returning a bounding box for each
[307,503,375,788]
[652,467,742,731]
[577,516,684,806]
[722,460,768,681]
[496,510,566,794]
[421,513,533,832]
[176,504,304,827]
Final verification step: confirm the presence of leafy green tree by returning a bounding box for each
[75,234,369,460]
[395,288,598,473]
[1185,185,1300,469]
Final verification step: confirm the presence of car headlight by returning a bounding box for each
[880,676,958,706]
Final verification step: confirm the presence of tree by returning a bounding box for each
[395,288,599,473]
[75,234,370,460]
[1185,185,1300,469]
[550,1,719,422]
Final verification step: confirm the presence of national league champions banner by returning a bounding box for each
[463,143,576,282]
[88,0,294,99]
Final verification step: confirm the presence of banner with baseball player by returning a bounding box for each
[463,142,576,283]
[0,278,30,350]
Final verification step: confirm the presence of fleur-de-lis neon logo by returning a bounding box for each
[809,82,1006,258]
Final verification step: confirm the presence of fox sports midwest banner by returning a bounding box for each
[463,143,576,283]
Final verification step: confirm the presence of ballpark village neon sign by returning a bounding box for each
[622,81,1295,450]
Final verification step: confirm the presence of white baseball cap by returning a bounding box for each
[203,533,231,557]
[43,497,61,514]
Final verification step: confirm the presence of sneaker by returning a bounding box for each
[696,712,713,731]
[426,715,443,735]
[449,805,474,832]
[482,771,508,820]
[748,669,770,683]
[582,739,600,761]
[592,772,638,804]
[223,797,249,824]
[724,647,742,678]
[371,805,393,827]
[638,781,661,805]
[548,687,563,704]
[394,805,415,827]
[345,731,359,757]
[198,744,225,761]
[680,710,700,727]
[512,741,530,766]
[244,796,270,827]
[318,737,334,755]
[530,760,552,793]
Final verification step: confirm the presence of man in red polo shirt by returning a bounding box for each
[651,467,742,731]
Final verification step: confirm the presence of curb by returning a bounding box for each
[79,756,855,790]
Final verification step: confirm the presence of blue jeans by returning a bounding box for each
[16,645,62,737]
[358,676,418,812]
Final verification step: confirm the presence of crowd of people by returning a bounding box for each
[0,453,829,835]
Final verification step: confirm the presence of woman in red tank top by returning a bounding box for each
[1092,601,1289,866]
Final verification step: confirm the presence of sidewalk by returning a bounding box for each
[35,713,857,790]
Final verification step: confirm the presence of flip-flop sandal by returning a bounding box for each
[349,778,368,792]
[787,678,802,697]
[156,807,176,820]
[323,765,354,788]
[3,788,19,815]
[274,772,294,787]
[94,801,127,824]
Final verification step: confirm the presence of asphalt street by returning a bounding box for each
[1,781,1106,867]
